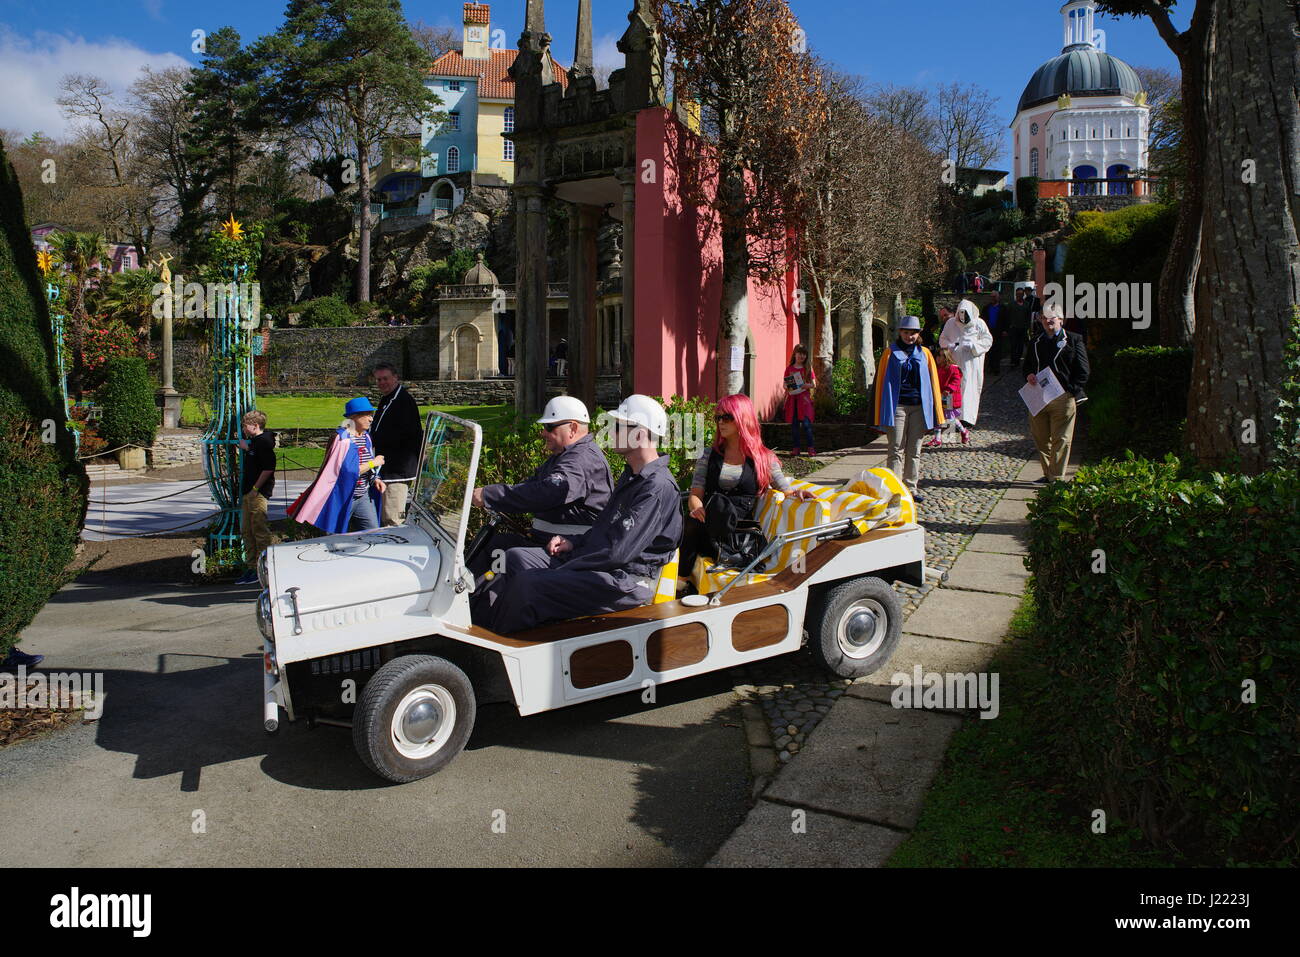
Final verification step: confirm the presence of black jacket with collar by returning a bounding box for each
[1022,329,1090,398]
[370,384,423,480]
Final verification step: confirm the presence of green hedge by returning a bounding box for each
[295,295,353,328]
[98,357,158,450]
[0,135,87,652]
[1088,345,1191,460]
[1026,459,1300,863]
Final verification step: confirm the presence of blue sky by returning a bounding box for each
[1,0,1184,168]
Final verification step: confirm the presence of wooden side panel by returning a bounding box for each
[646,623,709,672]
[568,640,634,689]
[732,605,789,652]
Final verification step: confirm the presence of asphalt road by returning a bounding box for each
[0,578,752,867]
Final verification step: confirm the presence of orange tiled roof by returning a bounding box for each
[430,48,569,100]
[463,3,491,25]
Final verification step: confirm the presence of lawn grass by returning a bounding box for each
[885,589,1175,868]
[182,396,514,432]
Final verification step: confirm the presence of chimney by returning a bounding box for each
[463,2,491,60]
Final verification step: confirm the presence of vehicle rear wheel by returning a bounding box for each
[352,655,476,783]
[810,576,902,679]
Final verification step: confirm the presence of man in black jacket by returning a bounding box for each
[370,362,423,525]
[1021,302,1090,482]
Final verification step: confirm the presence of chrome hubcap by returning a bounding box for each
[391,684,456,760]
[837,599,887,659]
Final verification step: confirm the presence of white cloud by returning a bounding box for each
[593,32,624,74]
[0,27,191,140]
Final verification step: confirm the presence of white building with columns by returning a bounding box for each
[1012,1,1150,197]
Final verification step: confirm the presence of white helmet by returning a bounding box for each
[607,394,668,438]
[537,395,591,425]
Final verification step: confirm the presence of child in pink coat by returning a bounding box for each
[926,348,971,446]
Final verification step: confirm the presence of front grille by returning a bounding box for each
[309,648,383,676]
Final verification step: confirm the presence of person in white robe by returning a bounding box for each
[939,298,994,427]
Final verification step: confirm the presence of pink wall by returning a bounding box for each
[633,108,798,420]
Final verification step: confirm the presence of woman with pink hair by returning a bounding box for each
[680,394,816,577]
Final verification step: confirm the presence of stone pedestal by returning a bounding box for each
[157,388,183,429]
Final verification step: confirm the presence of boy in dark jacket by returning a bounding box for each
[236,409,277,585]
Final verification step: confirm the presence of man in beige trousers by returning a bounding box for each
[1022,302,1090,482]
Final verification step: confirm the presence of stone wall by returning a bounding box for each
[149,429,204,469]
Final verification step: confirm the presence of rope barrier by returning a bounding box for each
[87,480,214,505]
[82,509,222,539]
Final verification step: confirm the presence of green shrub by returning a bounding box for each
[1272,307,1300,470]
[1088,345,1191,460]
[996,207,1026,238]
[0,136,87,653]
[1026,460,1300,863]
[1015,176,1039,219]
[352,300,384,325]
[829,356,870,419]
[1036,196,1070,231]
[98,357,158,450]
[296,295,352,328]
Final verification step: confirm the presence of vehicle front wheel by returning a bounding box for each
[352,655,476,783]
[809,577,903,679]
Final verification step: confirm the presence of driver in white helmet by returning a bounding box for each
[471,395,684,634]
[467,396,613,577]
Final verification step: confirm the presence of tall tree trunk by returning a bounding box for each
[1185,0,1300,472]
[856,279,875,394]
[357,135,372,303]
[1159,43,1207,347]
[811,291,834,403]
[718,219,750,397]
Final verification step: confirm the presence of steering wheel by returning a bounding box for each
[463,509,536,570]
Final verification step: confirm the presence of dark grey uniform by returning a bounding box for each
[472,453,684,634]
[471,434,613,577]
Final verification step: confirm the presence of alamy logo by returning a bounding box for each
[0,667,103,719]
[1042,276,1152,329]
[49,887,151,937]
[890,665,1000,719]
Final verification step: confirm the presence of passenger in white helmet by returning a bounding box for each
[471,395,683,634]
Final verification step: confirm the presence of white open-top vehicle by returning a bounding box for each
[257,412,926,782]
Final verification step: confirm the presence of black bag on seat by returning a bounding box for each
[704,493,768,571]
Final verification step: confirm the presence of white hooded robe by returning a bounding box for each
[939,299,994,425]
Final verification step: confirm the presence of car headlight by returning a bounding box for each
[257,589,274,641]
[257,551,269,588]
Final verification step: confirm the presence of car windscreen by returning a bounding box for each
[410,412,481,552]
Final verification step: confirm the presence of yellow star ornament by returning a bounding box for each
[36,249,54,274]
[220,215,245,241]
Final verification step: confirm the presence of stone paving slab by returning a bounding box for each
[943,549,1029,595]
[763,696,962,830]
[964,519,1029,555]
[902,588,1023,644]
[1000,480,1039,500]
[848,633,999,706]
[987,496,1030,523]
[707,799,907,868]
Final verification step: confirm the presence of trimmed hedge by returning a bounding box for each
[1087,345,1191,460]
[0,135,87,652]
[98,357,158,450]
[295,296,353,328]
[1026,459,1300,863]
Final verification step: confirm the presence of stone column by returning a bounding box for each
[617,170,636,399]
[515,184,551,416]
[567,202,600,410]
[156,284,181,428]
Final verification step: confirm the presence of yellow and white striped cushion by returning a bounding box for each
[690,490,833,595]
[653,549,680,604]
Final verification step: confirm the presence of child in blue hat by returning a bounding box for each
[287,397,387,533]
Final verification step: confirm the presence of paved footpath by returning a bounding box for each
[710,368,1081,867]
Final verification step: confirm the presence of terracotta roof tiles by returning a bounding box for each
[430,48,569,100]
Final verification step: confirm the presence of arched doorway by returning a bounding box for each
[1072,165,1099,196]
[1106,164,1132,195]
[435,180,455,213]
[454,324,481,380]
